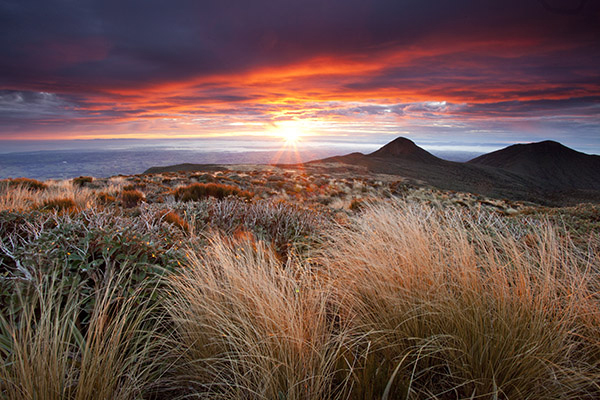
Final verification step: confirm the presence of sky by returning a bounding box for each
[1,0,599,153]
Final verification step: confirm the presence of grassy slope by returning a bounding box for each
[0,171,599,399]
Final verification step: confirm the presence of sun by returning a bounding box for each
[282,127,300,144]
[272,120,304,144]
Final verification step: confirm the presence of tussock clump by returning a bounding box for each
[172,182,252,202]
[0,272,165,400]
[120,189,145,208]
[4,177,47,190]
[167,235,346,399]
[97,191,116,205]
[323,201,600,399]
[72,176,93,187]
[41,197,77,213]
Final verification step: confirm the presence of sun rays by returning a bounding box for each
[267,120,307,166]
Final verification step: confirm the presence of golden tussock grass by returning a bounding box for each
[167,234,349,399]
[0,271,166,400]
[0,180,97,212]
[159,200,600,398]
[323,201,600,399]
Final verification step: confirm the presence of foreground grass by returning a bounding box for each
[0,271,165,399]
[324,202,600,399]
[167,236,347,399]
[1,192,599,399]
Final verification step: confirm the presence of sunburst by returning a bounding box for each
[272,120,304,144]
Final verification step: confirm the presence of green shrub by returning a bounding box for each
[172,183,252,202]
[0,208,186,317]
[190,173,215,183]
[167,199,324,258]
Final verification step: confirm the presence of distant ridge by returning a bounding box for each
[310,137,546,203]
[144,163,227,174]
[309,137,600,205]
[468,140,600,190]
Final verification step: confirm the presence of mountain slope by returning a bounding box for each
[311,137,545,203]
[468,140,600,190]
[310,137,600,205]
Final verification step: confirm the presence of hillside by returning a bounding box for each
[310,137,600,206]
[311,137,550,204]
[368,136,444,163]
[143,137,600,206]
[2,160,600,399]
[468,140,600,190]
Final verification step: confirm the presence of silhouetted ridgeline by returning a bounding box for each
[310,137,600,206]
[468,140,600,191]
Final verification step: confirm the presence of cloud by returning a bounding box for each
[0,0,599,147]
[1,0,598,90]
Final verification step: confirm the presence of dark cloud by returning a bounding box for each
[460,97,600,116]
[1,0,599,91]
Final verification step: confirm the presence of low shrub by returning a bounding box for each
[170,198,325,257]
[73,176,93,187]
[156,210,189,232]
[0,207,186,315]
[121,190,145,208]
[5,178,47,190]
[172,183,252,202]
[191,173,215,183]
[97,191,116,205]
[41,197,77,213]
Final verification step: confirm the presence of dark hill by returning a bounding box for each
[468,141,600,191]
[368,137,442,164]
[143,137,600,206]
[310,137,600,205]
[311,137,546,203]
